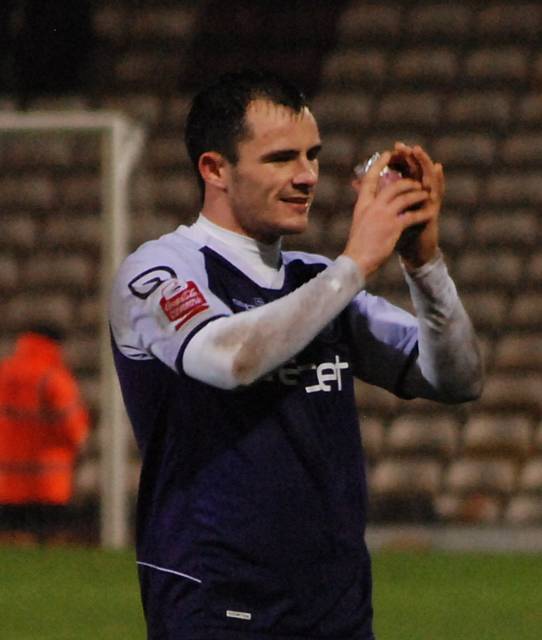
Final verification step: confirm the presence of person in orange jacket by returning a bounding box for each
[0,324,90,541]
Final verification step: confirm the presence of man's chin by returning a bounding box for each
[279,213,311,237]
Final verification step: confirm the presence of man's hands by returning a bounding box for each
[342,143,445,278]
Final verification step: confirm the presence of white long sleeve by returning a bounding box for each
[401,253,484,402]
[182,256,364,389]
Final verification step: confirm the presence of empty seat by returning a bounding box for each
[444,458,518,495]
[359,416,385,463]
[518,93,542,125]
[317,133,357,168]
[321,49,388,88]
[501,133,542,166]
[21,253,95,290]
[494,334,542,370]
[459,291,507,331]
[0,255,19,291]
[446,92,511,127]
[371,457,442,496]
[376,92,441,127]
[485,171,542,206]
[0,176,55,209]
[59,174,101,208]
[313,173,340,208]
[43,214,101,250]
[476,4,542,40]
[0,135,74,170]
[504,495,542,525]
[463,48,528,84]
[463,413,533,458]
[439,210,466,251]
[509,292,542,329]
[432,133,496,168]
[471,209,538,247]
[386,414,459,458]
[532,53,542,84]
[525,252,542,284]
[311,93,373,129]
[435,492,502,524]
[439,172,480,207]
[405,4,472,41]
[5,293,73,332]
[391,48,458,86]
[153,173,199,210]
[518,457,542,493]
[148,135,192,171]
[479,372,542,412]
[336,4,402,43]
[0,214,37,249]
[455,251,522,288]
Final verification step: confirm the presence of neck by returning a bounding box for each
[201,188,282,245]
[197,214,281,266]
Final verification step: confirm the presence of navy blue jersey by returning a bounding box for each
[110,223,420,639]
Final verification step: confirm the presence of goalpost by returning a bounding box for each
[0,111,145,548]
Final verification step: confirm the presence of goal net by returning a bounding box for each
[0,111,145,548]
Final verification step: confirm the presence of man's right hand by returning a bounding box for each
[342,150,432,279]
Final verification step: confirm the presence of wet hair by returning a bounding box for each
[184,69,308,199]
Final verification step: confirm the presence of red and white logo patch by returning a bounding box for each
[159,280,209,330]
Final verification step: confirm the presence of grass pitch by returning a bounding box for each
[1,545,540,639]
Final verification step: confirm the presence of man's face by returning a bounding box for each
[224,99,321,243]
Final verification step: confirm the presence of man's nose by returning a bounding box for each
[292,160,318,188]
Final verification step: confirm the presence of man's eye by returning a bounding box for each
[269,153,295,163]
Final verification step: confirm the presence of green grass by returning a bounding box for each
[0,545,145,640]
[1,546,541,639]
[372,551,542,640]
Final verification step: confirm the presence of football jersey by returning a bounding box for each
[110,218,421,639]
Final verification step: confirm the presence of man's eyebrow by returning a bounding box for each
[260,143,322,162]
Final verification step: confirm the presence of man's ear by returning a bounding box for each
[198,151,228,190]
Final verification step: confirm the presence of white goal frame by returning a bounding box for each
[0,111,145,548]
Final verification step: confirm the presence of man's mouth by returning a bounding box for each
[280,196,311,207]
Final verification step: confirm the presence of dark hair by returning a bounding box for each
[27,323,65,343]
[184,69,308,199]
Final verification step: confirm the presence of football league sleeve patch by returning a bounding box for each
[158,279,210,330]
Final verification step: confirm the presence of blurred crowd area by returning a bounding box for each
[1,0,542,541]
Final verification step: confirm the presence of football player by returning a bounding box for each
[110,69,483,640]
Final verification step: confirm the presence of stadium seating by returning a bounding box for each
[2,0,542,534]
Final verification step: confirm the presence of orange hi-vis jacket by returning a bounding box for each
[0,332,89,505]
